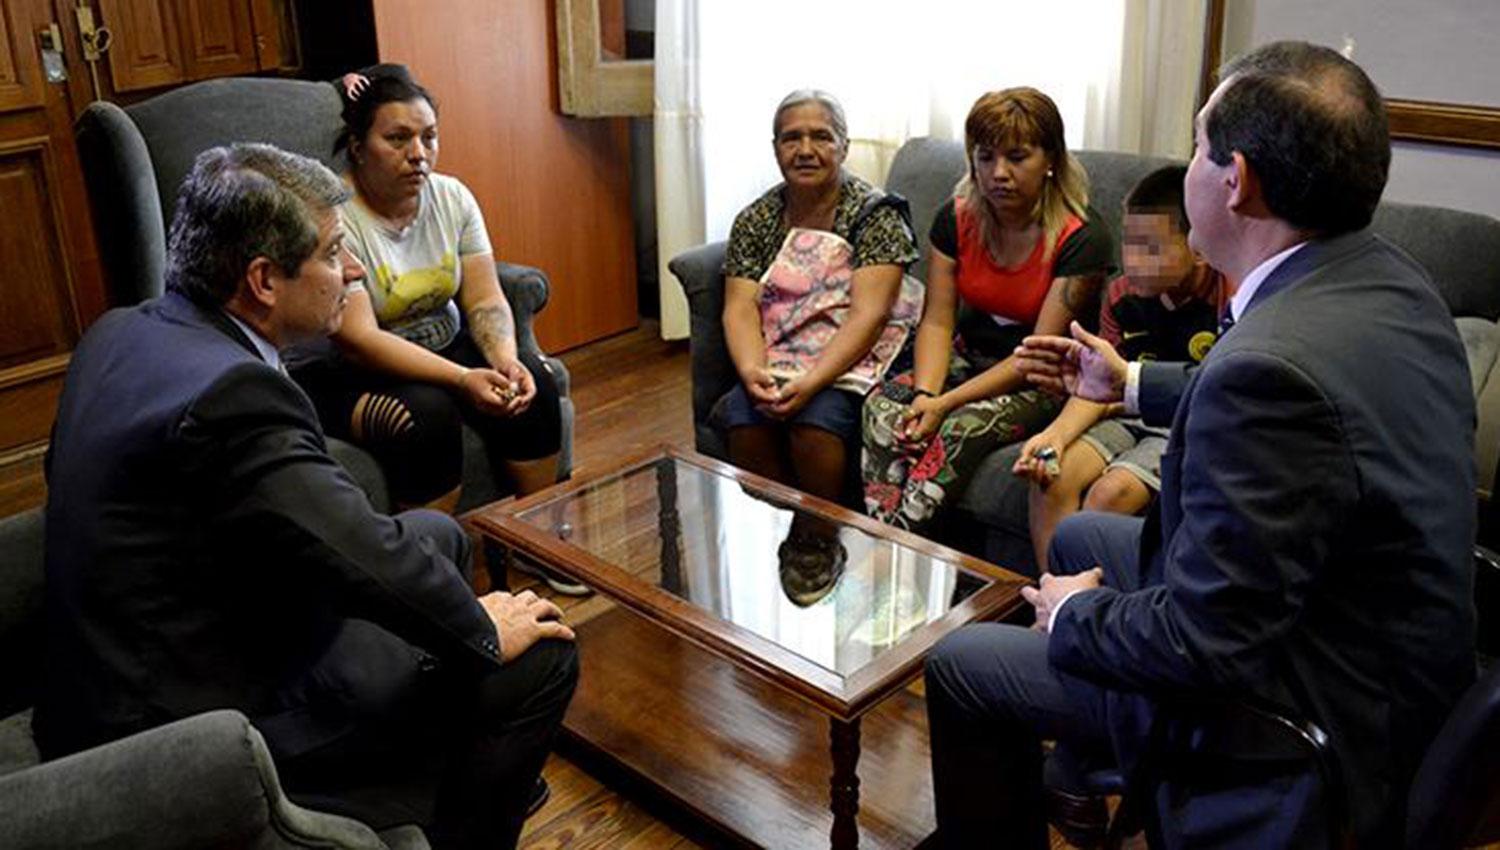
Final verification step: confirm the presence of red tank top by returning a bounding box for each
[954,204,1085,325]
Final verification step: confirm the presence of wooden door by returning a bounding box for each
[0,0,106,461]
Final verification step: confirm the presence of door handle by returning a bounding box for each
[75,4,112,62]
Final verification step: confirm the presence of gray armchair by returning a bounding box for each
[671,137,1500,574]
[0,509,427,849]
[74,76,573,511]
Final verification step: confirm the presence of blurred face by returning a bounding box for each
[972,139,1051,219]
[1121,212,1197,296]
[1185,81,1234,267]
[774,103,846,190]
[352,98,438,202]
[275,210,364,343]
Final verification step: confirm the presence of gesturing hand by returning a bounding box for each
[478,589,575,662]
[1014,321,1128,403]
[1020,568,1103,634]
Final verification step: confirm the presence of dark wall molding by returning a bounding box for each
[1386,99,1500,151]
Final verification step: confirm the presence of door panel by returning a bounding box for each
[98,0,185,91]
[0,0,44,111]
[178,0,255,79]
[0,138,78,370]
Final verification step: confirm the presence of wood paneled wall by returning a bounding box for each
[369,0,638,353]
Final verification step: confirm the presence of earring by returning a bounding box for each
[1047,168,1055,178]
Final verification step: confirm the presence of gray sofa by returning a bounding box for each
[74,76,574,512]
[0,508,428,848]
[671,137,1500,575]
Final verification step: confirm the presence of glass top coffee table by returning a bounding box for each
[472,446,1027,848]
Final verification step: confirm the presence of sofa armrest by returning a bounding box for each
[668,242,737,428]
[497,260,569,396]
[496,261,548,357]
[0,709,395,849]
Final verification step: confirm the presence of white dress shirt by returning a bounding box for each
[224,311,284,373]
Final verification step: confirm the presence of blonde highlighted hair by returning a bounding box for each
[957,87,1090,263]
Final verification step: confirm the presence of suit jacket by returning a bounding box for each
[35,290,502,759]
[1050,230,1477,846]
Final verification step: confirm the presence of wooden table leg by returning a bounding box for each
[830,716,862,849]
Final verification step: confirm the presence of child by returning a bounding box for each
[1012,165,1230,571]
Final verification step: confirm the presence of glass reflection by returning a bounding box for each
[515,459,984,678]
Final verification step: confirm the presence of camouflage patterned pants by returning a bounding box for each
[861,368,1061,535]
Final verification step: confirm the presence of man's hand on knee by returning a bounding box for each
[479,589,575,662]
[1021,568,1103,634]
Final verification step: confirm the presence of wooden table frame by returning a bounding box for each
[472,445,1028,848]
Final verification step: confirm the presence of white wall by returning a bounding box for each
[1222,0,1500,220]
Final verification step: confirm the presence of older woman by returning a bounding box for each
[718,89,922,518]
[862,88,1116,535]
[288,65,576,590]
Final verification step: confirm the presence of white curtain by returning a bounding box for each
[654,1,1207,340]
[1084,0,1208,158]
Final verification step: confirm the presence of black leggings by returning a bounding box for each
[292,332,563,504]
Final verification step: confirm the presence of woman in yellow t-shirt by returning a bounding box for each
[290,66,568,576]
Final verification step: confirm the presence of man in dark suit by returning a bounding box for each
[36,143,577,850]
[925,42,1476,848]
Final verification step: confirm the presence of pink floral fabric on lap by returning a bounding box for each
[759,227,923,394]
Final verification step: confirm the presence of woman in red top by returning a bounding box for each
[862,87,1115,535]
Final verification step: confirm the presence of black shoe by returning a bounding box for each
[525,777,551,818]
[1046,785,1109,848]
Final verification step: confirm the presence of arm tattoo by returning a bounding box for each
[1059,275,1102,317]
[468,303,515,361]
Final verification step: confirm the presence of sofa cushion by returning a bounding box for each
[883,138,966,281]
[956,442,1031,537]
[1373,204,1500,321]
